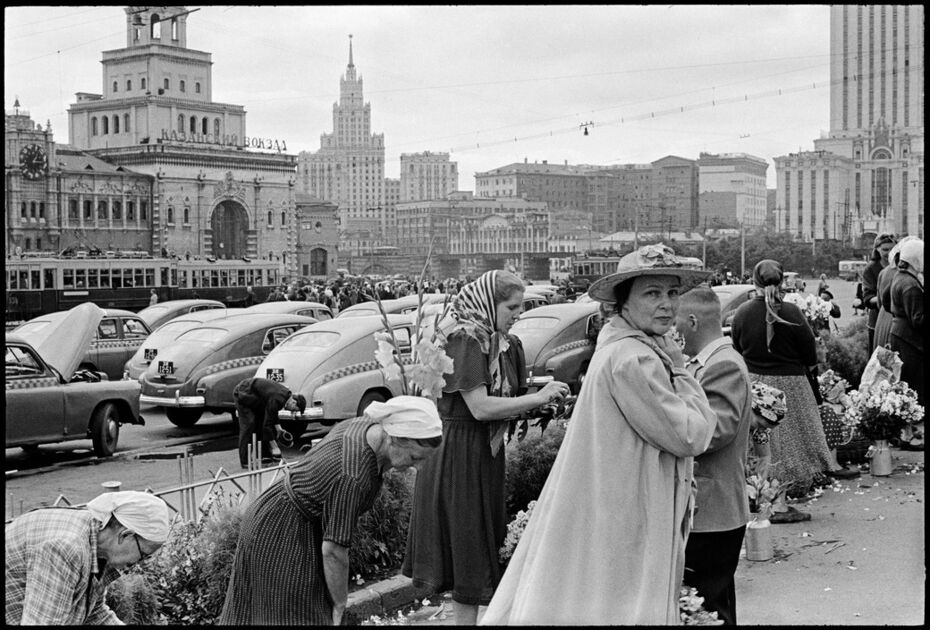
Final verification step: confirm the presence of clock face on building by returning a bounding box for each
[19,143,48,180]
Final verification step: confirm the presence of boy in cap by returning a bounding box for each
[5,490,170,625]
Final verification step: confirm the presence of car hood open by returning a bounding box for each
[17,303,104,381]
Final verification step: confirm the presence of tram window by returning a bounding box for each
[87,269,100,288]
[145,268,155,286]
[160,267,169,285]
[75,269,87,288]
[254,274,262,287]
[18,271,29,289]
[190,272,198,288]
[210,270,219,287]
[44,269,55,290]
[135,269,145,287]
[123,269,134,287]
[63,269,75,289]
[237,270,246,286]
[9,271,18,290]
[111,270,122,290]
[172,269,179,287]
[30,270,40,290]
[220,270,229,286]
[99,269,111,288]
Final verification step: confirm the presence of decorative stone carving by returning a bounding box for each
[70,177,94,193]
[213,171,247,203]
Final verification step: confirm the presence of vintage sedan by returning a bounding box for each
[510,302,603,394]
[123,308,249,380]
[136,299,226,330]
[6,303,143,457]
[15,307,152,381]
[138,314,315,426]
[245,301,334,320]
[336,293,449,318]
[710,284,757,335]
[261,314,416,438]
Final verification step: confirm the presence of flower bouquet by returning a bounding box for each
[499,500,536,565]
[783,292,833,331]
[843,380,924,442]
[679,587,723,626]
[817,368,851,405]
[749,381,787,440]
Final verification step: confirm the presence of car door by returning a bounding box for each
[88,318,121,378]
[5,343,66,446]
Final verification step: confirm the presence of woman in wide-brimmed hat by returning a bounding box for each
[481,244,717,625]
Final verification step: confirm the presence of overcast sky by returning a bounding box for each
[5,5,832,189]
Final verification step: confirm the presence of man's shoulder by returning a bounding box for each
[702,343,749,375]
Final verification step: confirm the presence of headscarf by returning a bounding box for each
[752,259,799,351]
[86,490,171,543]
[870,233,897,261]
[450,270,514,456]
[364,395,442,439]
[897,239,924,287]
[888,235,917,266]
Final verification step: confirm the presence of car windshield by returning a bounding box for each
[6,344,45,376]
[276,331,341,350]
[511,316,560,332]
[175,327,228,345]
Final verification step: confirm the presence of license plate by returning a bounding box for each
[266,368,285,383]
[158,361,174,375]
[144,348,157,361]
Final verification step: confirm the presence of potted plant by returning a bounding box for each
[843,380,923,476]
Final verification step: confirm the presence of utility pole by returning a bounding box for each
[633,203,639,250]
[702,217,707,267]
[740,221,745,279]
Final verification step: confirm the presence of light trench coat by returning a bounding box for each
[481,317,717,625]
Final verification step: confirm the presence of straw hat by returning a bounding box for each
[587,243,712,303]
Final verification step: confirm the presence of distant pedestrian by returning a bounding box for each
[220,397,443,626]
[233,377,304,468]
[817,273,829,295]
[862,233,897,352]
[676,287,753,626]
[244,285,256,307]
[5,491,170,625]
[149,289,158,306]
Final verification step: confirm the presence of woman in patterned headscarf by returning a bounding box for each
[731,260,836,507]
[402,270,569,625]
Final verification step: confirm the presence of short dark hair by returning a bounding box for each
[291,393,307,414]
[392,435,442,449]
[610,279,634,311]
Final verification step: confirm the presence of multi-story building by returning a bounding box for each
[650,156,699,232]
[383,177,400,243]
[5,101,154,256]
[294,193,339,281]
[697,152,768,229]
[400,152,458,202]
[298,37,386,237]
[65,6,298,273]
[775,5,924,242]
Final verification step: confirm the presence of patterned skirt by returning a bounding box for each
[819,405,847,450]
[218,482,332,625]
[749,373,833,494]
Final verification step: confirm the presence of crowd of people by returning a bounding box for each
[5,237,923,625]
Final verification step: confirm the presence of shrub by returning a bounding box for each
[504,422,567,519]
[823,317,869,388]
[105,573,164,625]
[350,469,416,581]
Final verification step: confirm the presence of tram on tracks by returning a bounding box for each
[5,253,283,323]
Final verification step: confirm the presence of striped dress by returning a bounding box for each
[219,418,382,625]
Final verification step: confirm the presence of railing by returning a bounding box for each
[6,437,291,525]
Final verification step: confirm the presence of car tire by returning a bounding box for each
[91,402,120,457]
[357,390,388,417]
[20,444,42,454]
[166,407,203,427]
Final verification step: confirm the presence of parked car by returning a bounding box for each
[138,314,315,426]
[15,306,152,381]
[123,309,249,380]
[710,284,756,335]
[336,293,449,318]
[6,302,144,457]
[261,314,417,438]
[245,301,334,320]
[510,302,603,394]
[522,293,550,312]
[782,272,806,293]
[136,299,226,330]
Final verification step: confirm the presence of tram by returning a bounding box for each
[5,253,282,323]
[571,252,706,289]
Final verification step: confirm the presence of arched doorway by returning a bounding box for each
[310,247,328,277]
[211,200,248,259]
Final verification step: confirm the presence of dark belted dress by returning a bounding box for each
[219,418,382,625]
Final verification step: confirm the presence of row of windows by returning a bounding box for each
[112,77,201,94]
[67,199,149,223]
[91,114,130,136]
[178,268,276,289]
[19,201,46,219]
[177,114,222,136]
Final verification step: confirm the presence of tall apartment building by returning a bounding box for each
[775,5,924,241]
[298,37,386,235]
[400,152,458,202]
[650,156,699,232]
[697,152,768,229]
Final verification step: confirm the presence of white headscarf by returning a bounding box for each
[364,396,442,439]
[86,490,171,543]
[897,239,924,287]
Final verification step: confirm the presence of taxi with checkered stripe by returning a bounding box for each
[14,307,152,382]
[138,313,316,427]
[258,314,417,439]
[6,303,143,457]
[510,302,604,395]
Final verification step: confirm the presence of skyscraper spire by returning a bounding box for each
[348,34,354,68]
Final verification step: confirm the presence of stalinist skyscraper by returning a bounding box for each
[298,36,385,238]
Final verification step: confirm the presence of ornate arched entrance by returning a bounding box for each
[211,200,248,259]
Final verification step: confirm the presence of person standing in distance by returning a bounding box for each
[862,233,897,352]
[675,287,753,626]
[233,376,305,468]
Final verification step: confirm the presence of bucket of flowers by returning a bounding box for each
[843,380,924,476]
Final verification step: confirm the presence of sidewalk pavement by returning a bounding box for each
[347,448,924,625]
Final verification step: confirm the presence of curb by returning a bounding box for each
[345,574,431,624]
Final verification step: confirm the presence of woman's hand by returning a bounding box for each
[538,380,570,404]
[653,334,685,369]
